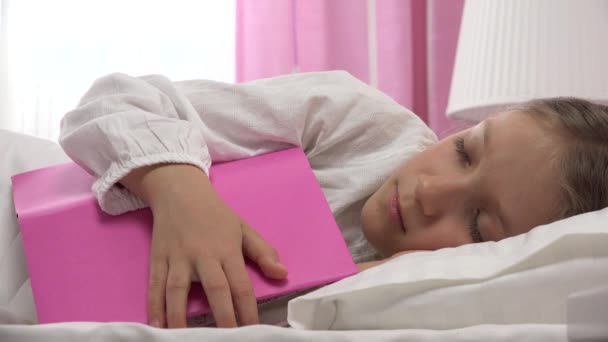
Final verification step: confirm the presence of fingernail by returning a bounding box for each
[150,319,161,328]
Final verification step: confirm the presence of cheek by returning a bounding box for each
[403,221,472,251]
[398,144,453,176]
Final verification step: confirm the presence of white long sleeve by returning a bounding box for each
[59,70,437,262]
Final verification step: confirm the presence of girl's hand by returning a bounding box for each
[120,164,288,328]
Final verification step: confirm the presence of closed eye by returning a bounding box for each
[454,137,483,242]
[454,137,471,166]
[469,209,484,243]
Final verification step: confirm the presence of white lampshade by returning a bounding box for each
[447,0,608,121]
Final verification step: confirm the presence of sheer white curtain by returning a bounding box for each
[0,0,235,141]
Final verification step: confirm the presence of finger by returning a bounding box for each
[242,224,288,279]
[165,259,191,328]
[147,254,168,328]
[222,256,259,326]
[196,260,237,328]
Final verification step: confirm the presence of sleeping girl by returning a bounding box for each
[58,71,608,329]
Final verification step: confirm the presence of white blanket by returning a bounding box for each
[0,322,567,342]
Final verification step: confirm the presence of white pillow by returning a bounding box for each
[0,129,69,323]
[288,207,608,331]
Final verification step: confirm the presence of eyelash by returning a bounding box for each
[454,137,471,166]
[469,209,483,243]
[453,137,484,243]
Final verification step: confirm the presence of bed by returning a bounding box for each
[1,128,607,341]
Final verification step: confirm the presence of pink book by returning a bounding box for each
[11,147,357,325]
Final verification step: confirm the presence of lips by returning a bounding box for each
[389,185,407,233]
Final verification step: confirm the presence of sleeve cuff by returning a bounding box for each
[91,152,211,215]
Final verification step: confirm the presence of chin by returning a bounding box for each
[360,197,374,239]
[360,197,392,257]
[360,197,379,242]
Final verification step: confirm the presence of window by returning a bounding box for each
[1,0,235,140]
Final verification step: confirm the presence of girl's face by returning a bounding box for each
[361,110,564,257]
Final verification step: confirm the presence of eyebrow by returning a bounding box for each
[480,120,511,238]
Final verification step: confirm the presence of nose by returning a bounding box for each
[415,174,469,217]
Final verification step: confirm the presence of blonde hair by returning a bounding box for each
[514,97,608,219]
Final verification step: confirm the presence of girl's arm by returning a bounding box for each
[59,71,435,328]
[59,71,436,216]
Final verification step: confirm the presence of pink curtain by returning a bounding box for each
[428,0,466,136]
[236,0,464,136]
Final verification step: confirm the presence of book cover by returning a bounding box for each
[11,147,357,325]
